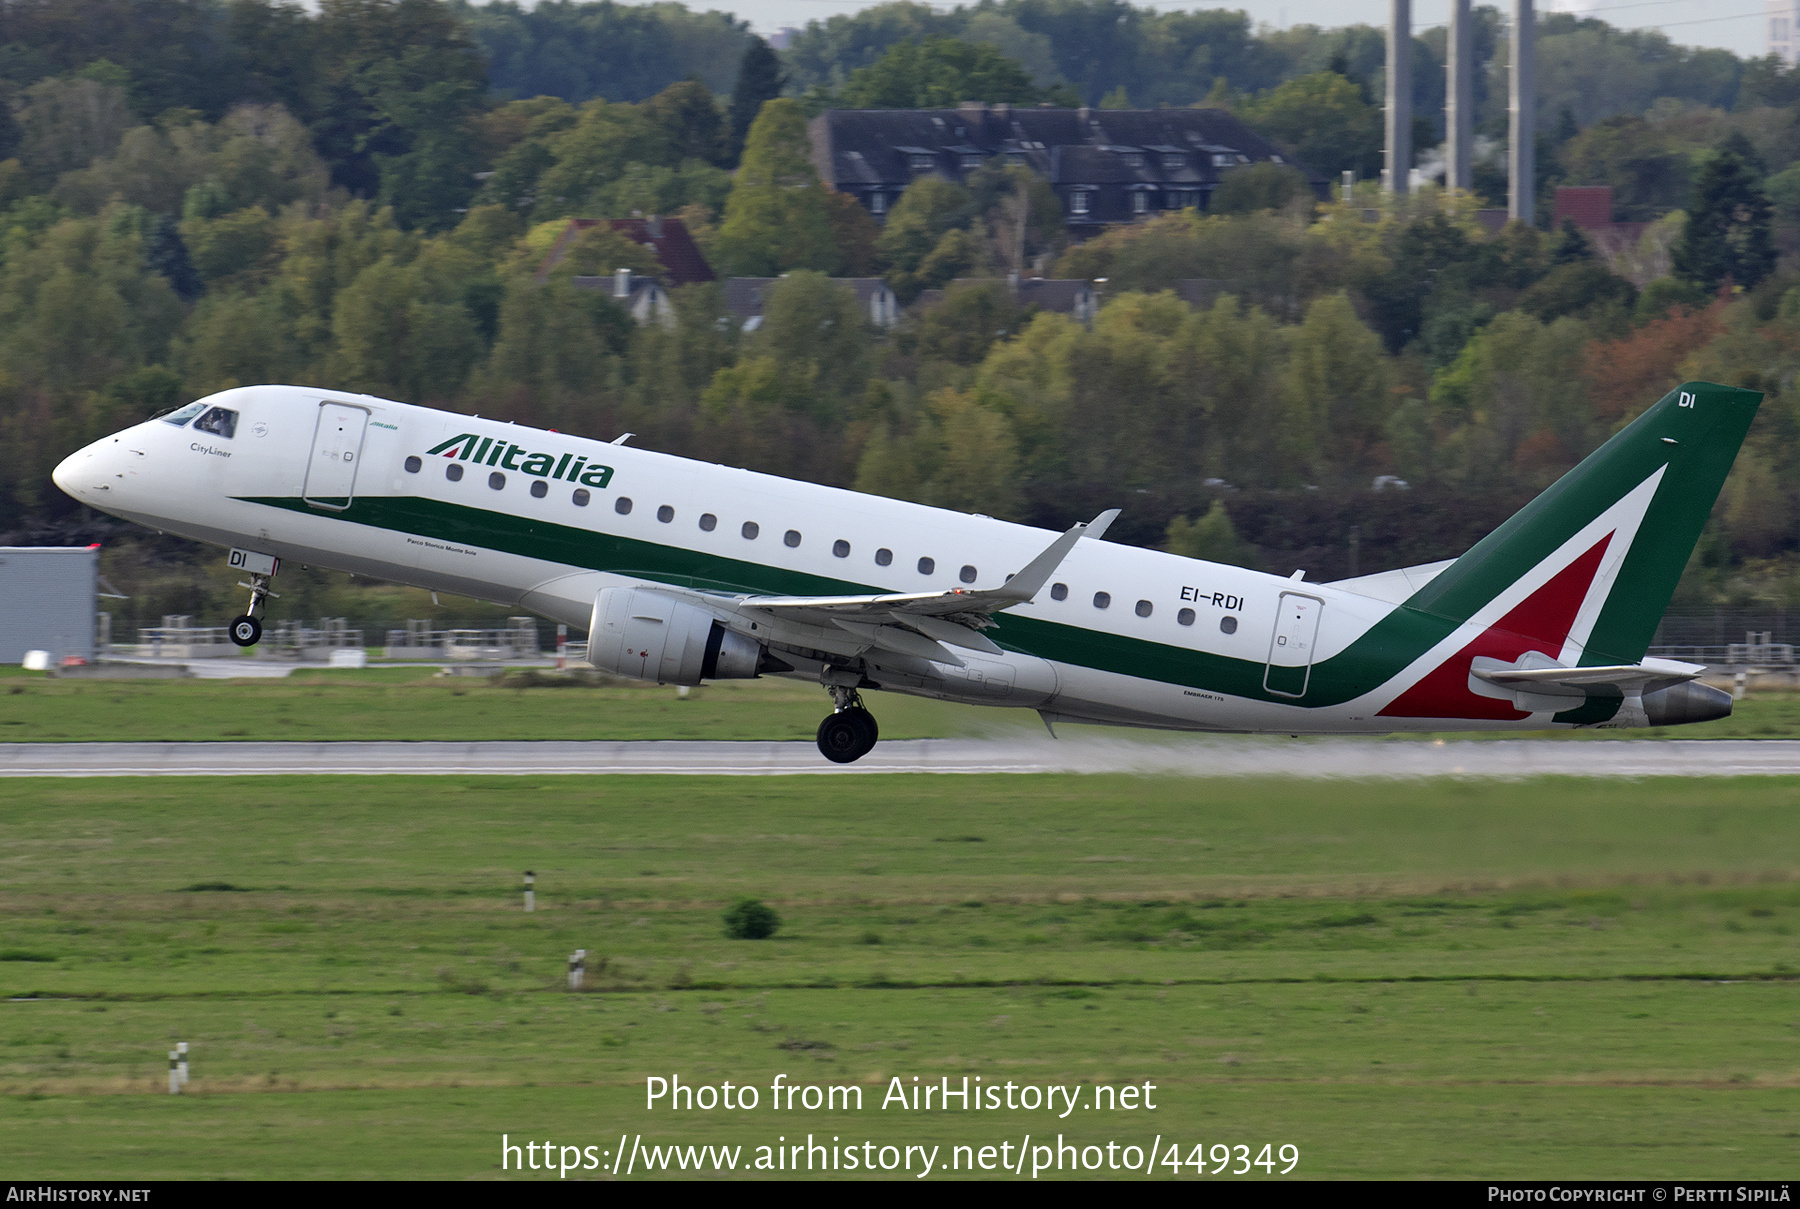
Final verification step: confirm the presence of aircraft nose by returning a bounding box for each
[52,439,117,502]
[51,446,88,499]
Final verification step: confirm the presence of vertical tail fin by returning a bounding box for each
[1402,381,1761,665]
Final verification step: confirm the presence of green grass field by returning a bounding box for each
[2,773,1796,1179]
[4,665,1799,743]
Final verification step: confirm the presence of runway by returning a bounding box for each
[4,737,1800,777]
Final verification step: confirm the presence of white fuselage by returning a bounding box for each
[53,385,1563,735]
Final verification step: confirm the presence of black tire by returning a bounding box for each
[816,712,869,763]
[229,615,262,647]
[846,707,878,751]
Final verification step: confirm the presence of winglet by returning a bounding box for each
[998,509,1120,605]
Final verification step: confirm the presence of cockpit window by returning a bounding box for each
[192,406,238,438]
[159,402,208,427]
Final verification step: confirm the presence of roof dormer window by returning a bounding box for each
[1161,152,1186,169]
[1119,150,1145,168]
[960,153,984,170]
[909,153,936,172]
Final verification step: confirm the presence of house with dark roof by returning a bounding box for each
[536,216,716,287]
[809,104,1325,230]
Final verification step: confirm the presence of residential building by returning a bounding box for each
[809,104,1325,230]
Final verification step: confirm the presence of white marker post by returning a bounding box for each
[569,949,587,990]
[524,871,535,913]
[177,1041,189,1088]
[168,1049,180,1094]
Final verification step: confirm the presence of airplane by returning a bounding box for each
[52,379,1754,762]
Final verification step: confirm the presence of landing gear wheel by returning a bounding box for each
[229,615,262,647]
[846,707,878,751]
[817,709,876,763]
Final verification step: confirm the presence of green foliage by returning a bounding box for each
[1674,148,1776,292]
[1166,501,1256,568]
[460,0,752,104]
[1238,71,1381,182]
[723,897,780,939]
[837,36,1074,109]
[728,38,785,165]
[1209,161,1312,217]
[713,100,838,277]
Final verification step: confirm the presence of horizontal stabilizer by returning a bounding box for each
[1471,656,1704,694]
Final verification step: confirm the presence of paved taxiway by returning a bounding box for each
[4,738,1800,777]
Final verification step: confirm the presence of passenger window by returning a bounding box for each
[530,480,547,498]
[1177,608,1195,626]
[192,406,238,438]
[615,497,633,515]
[488,472,505,490]
[833,539,850,558]
[699,513,717,531]
[1050,582,1068,601]
[159,401,208,427]
[918,557,935,575]
[875,548,893,566]
[404,456,421,473]
[959,565,977,584]
[742,521,759,539]
[1220,615,1238,634]
[784,529,801,548]
[446,463,463,482]
[1093,591,1111,609]
[1135,600,1153,617]
[572,489,590,506]
[657,505,674,523]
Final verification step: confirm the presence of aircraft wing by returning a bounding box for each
[739,510,1119,631]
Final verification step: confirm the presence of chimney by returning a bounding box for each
[1384,0,1412,194]
[1446,0,1473,192]
[1508,0,1536,224]
[613,268,632,299]
[646,213,662,238]
[1077,106,1090,124]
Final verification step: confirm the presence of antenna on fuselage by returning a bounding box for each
[610,433,634,445]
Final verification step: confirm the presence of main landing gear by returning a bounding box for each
[816,685,879,764]
[228,563,280,647]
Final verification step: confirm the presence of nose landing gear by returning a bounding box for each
[816,685,879,763]
[228,553,281,648]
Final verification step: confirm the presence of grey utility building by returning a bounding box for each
[809,103,1326,230]
[0,545,97,664]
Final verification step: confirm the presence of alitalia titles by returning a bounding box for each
[427,433,614,487]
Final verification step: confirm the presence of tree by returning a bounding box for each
[837,36,1074,109]
[713,99,838,277]
[876,176,976,302]
[1284,291,1389,478]
[641,78,728,167]
[1673,147,1775,292]
[1237,71,1380,181]
[1209,161,1312,216]
[1166,501,1256,568]
[727,38,784,166]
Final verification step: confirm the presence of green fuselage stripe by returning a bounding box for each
[239,493,1447,709]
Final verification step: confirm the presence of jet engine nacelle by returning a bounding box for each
[587,587,764,686]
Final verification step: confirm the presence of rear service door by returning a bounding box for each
[303,401,369,510]
[1264,592,1323,698]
